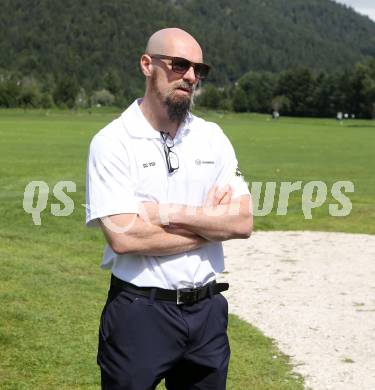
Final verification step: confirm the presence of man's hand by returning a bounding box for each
[205,184,232,207]
[168,186,252,241]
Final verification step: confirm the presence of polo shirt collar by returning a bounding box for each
[122,99,193,140]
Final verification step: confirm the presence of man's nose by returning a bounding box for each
[183,65,197,83]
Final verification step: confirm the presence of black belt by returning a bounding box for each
[111,274,229,305]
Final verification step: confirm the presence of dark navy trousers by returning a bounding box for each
[98,283,230,390]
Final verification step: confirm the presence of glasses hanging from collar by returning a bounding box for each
[160,132,179,174]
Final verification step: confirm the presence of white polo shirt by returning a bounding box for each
[86,99,249,289]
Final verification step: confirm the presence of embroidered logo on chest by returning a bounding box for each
[142,161,156,168]
[195,159,215,166]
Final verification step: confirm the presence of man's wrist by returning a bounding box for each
[158,204,170,226]
[168,204,190,226]
[158,203,189,226]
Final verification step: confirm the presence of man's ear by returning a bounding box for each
[140,54,153,77]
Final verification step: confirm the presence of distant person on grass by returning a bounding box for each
[86,27,252,390]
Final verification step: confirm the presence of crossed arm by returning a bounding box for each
[100,186,253,256]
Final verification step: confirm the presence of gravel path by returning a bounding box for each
[219,231,375,390]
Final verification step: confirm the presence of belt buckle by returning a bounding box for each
[176,289,183,305]
[176,287,199,305]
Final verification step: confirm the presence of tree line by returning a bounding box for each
[2,58,374,118]
[198,59,375,119]
[0,68,127,109]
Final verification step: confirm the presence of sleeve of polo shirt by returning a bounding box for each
[213,125,250,199]
[85,134,139,227]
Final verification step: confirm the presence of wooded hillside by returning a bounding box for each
[1,0,374,96]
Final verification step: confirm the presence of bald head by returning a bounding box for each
[146,28,203,62]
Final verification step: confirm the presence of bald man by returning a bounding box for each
[86,28,252,389]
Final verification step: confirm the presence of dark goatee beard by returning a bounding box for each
[165,95,192,123]
[150,72,194,123]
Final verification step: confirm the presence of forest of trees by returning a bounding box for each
[1,0,375,117]
[198,59,375,118]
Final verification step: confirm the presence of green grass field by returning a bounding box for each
[0,108,373,389]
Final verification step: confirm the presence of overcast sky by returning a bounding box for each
[332,0,375,21]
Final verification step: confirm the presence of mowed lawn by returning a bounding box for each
[0,108,373,389]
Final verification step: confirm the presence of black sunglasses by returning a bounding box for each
[160,132,179,173]
[149,54,210,80]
